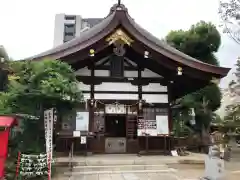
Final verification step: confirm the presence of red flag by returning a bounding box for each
[0,129,10,178]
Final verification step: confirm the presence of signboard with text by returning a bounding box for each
[76,111,89,131]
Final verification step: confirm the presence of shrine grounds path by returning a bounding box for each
[53,149,240,180]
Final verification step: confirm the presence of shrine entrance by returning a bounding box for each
[105,115,127,153]
[105,115,126,137]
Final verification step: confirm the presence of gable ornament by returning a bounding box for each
[106,29,134,46]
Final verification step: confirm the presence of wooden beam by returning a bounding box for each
[125,48,173,80]
[76,76,166,85]
[128,43,213,80]
[82,90,167,95]
[70,46,113,70]
[124,58,137,68]
[95,65,138,71]
[95,57,110,67]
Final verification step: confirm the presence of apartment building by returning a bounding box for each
[53,14,102,47]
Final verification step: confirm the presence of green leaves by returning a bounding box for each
[0,59,83,115]
[224,60,240,124]
[166,21,222,131]
[166,21,220,65]
[219,0,240,44]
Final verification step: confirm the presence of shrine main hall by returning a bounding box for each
[26,3,230,154]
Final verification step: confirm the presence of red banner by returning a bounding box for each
[0,129,10,178]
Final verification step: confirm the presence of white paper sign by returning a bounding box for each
[44,108,54,179]
[171,150,179,157]
[105,104,126,114]
[76,112,89,131]
[44,108,54,158]
[73,130,81,137]
[137,119,157,136]
[156,115,169,135]
[81,136,87,144]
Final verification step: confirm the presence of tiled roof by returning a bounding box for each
[83,18,103,28]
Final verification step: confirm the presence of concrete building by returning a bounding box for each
[0,45,9,61]
[53,14,102,47]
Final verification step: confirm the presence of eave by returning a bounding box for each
[24,3,230,79]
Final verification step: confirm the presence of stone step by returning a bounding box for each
[64,168,178,176]
[60,158,179,166]
[71,164,169,172]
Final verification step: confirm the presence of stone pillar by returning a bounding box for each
[202,145,226,180]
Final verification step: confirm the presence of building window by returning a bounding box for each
[64,24,75,42]
[64,15,76,20]
[64,24,75,34]
[110,55,124,77]
[64,35,74,42]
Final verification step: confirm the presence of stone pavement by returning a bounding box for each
[53,153,240,180]
[54,165,190,180]
[59,172,186,180]
[53,163,201,180]
[56,153,205,166]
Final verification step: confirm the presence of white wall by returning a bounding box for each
[142,94,168,103]
[75,67,163,78]
[95,82,138,92]
[76,66,168,103]
[78,82,90,91]
[142,83,167,92]
[142,69,162,78]
[82,93,138,100]
[95,93,138,100]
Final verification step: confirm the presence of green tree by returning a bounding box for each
[166,21,222,137]
[224,60,240,126]
[219,0,240,44]
[1,60,82,151]
[1,59,83,178]
[3,60,83,116]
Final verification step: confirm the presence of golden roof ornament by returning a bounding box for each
[106,29,134,46]
[177,67,183,75]
[89,49,95,57]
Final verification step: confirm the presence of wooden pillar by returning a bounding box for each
[88,63,95,153]
[167,82,173,132]
[137,67,145,153]
[167,82,173,151]
[89,63,95,132]
[138,68,142,100]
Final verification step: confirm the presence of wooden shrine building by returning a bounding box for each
[26,3,230,154]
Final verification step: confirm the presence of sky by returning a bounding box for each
[0,0,239,87]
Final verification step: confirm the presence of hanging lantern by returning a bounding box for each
[177,67,183,75]
[89,49,95,57]
[144,51,149,58]
[90,99,95,106]
[138,99,143,110]
[94,100,97,108]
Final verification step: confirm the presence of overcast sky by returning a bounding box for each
[0,0,239,87]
